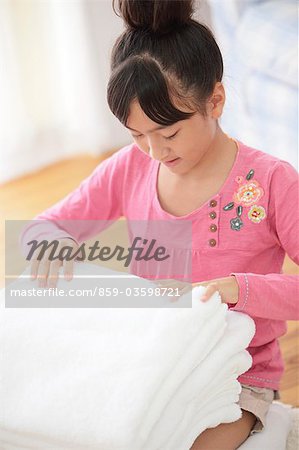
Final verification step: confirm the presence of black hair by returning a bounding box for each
[107,0,223,128]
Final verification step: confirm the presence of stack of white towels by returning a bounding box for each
[0,263,257,449]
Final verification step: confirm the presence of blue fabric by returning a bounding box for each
[208,0,298,169]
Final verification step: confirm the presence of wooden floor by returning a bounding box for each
[0,153,298,406]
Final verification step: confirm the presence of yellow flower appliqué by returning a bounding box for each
[223,169,267,231]
[233,180,264,207]
[248,205,266,223]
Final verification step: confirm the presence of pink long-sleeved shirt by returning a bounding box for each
[22,139,299,391]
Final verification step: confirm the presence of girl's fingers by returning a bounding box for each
[200,283,218,302]
[29,239,77,289]
[31,260,73,289]
[30,259,40,280]
[37,260,51,288]
[155,279,173,287]
[48,261,62,288]
[195,277,237,303]
[63,259,74,281]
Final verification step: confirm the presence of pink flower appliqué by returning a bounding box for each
[233,180,264,207]
[223,169,267,231]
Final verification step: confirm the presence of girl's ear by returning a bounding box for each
[208,82,225,119]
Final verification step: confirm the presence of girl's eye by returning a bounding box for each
[165,131,179,140]
[133,134,143,139]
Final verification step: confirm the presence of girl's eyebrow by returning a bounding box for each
[125,124,169,133]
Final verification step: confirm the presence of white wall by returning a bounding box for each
[0,0,130,184]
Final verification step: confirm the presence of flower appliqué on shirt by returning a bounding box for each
[223,169,267,231]
[233,179,263,207]
[248,205,266,223]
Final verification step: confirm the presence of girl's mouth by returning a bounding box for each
[163,157,181,167]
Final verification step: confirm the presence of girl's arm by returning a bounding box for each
[228,272,298,320]
[229,160,299,321]
[21,147,127,250]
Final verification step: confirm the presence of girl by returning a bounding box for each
[24,1,298,448]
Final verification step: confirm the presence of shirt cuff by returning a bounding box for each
[228,273,249,312]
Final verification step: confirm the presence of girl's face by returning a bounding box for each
[125,85,224,176]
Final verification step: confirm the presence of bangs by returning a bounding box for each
[107,54,196,127]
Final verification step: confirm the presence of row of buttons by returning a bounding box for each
[209,199,217,247]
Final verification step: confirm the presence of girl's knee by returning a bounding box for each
[189,409,256,450]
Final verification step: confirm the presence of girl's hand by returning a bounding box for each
[153,276,239,304]
[30,237,79,288]
[194,276,239,304]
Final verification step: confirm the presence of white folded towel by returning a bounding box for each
[0,404,293,450]
[0,263,255,449]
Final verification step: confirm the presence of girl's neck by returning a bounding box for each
[180,126,238,182]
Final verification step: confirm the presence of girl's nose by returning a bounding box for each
[148,139,169,161]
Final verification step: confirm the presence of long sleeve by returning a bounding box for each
[20,147,127,255]
[229,160,299,320]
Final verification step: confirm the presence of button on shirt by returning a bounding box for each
[22,140,299,391]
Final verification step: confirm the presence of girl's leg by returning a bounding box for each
[190,409,256,450]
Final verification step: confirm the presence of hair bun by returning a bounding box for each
[113,0,194,35]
